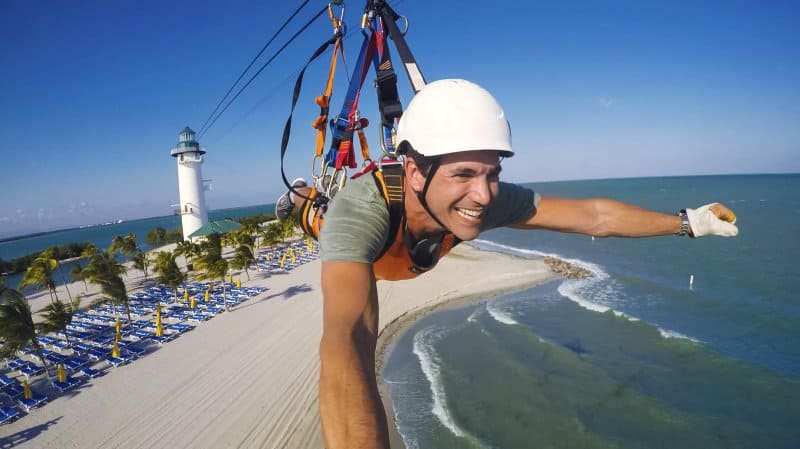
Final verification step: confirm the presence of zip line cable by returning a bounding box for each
[196,0,313,138]
[197,4,329,140]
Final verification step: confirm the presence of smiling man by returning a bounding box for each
[277,79,739,448]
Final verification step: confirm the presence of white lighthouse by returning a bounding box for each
[170,126,209,240]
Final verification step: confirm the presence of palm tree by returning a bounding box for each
[152,251,186,303]
[41,296,81,348]
[19,253,59,301]
[196,257,229,310]
[194,234,231,310]
[230,245,255,281]
[83,251,132,323]
[263,222,284,246]
[81,244,98,259]
[281,215,298,240]
[70,264,88,291]
[132,250,150,279]
[0,281,51,378]
[174,240,201,273]
[109,233,138,259]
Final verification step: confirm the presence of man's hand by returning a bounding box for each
[685,203,739,237]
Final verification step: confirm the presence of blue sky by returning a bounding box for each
[1,0,797,238]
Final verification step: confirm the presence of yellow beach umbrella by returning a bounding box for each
[22,379,32,399]
[289,248,296,264]
[190,296,196,309]
[204,290,210,302]
[228,274,233,283]
[115,317,122,340]
[155,302,163,337]
[306,238,313,252]
[235,278,241,288]
[183,289,189,302]
[280,252,286,268]
[111,337,120,358]
[57,363,67,383]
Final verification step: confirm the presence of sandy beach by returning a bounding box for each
[1,243,555,448]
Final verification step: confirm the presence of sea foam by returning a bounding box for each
[412,327,486,446]
[486,300,519,325]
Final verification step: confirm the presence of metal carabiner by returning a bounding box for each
[311,155,326,180]
[328,1,345,34]
[379,124,397,158]
[396,15,409,36]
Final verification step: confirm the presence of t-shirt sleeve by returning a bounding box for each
[319,175,391,264]
[481,182,541,230]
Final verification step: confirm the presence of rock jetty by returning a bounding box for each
[543,256,592,279]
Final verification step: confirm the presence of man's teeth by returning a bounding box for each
[456,208,482,219]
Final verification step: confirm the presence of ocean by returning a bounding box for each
[0,204,274,291]
[382,174,800,449]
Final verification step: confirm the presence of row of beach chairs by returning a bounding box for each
[1,280,266,425]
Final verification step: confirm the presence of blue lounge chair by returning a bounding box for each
[19,363,44,379]
[106,356,129,367]
[0,374,15,389]
[52,376,81,392]
[0,406,21,424]
[80,367,102,378]
[1,384,23,400]
[18,392,48,412]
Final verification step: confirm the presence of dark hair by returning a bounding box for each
[400,142,440,177]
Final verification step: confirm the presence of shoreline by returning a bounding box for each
[374,244,558,449]
[2,241,557,448]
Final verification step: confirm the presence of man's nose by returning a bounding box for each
[471,176,493,205]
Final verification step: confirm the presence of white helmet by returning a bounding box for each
[395,79,513,158]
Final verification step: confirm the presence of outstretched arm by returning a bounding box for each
[319,261,390,449]
[514,196,737,238]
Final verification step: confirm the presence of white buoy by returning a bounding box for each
[689,274,695,287]
[170,127,210,240]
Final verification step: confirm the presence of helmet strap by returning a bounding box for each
[414,159,451,232]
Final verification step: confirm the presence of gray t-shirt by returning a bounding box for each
[319,173,540,264]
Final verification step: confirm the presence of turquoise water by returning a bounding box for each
[383,174,800,448]
[0,203,275,291]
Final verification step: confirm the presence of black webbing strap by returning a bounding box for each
[375,1,426,93]
[280,34,340,199]
[373,161,405,260]
[374,42,403,129]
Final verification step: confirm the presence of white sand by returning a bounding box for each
[1,244,555,448]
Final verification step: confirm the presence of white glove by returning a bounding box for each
[685,203,738,237]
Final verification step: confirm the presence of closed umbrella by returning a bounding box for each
[190,295,197,309]
[155,302,163,337]
[204,290,210,302]
[235,278,241,288]
[183,289,189,302]
[111,337,120,358]
[57,363,67,383]
[22,379,32,399]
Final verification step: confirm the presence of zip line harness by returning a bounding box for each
[280,0,421,233]
[278,0,460,275]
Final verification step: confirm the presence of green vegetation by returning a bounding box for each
[0,280,51,378]
[40,296,81,348]
[152,251,185,302]
[83,250,132,324]
[0,241,93,277]
[145,226,183,247]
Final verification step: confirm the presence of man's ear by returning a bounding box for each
[404,157,426,193]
